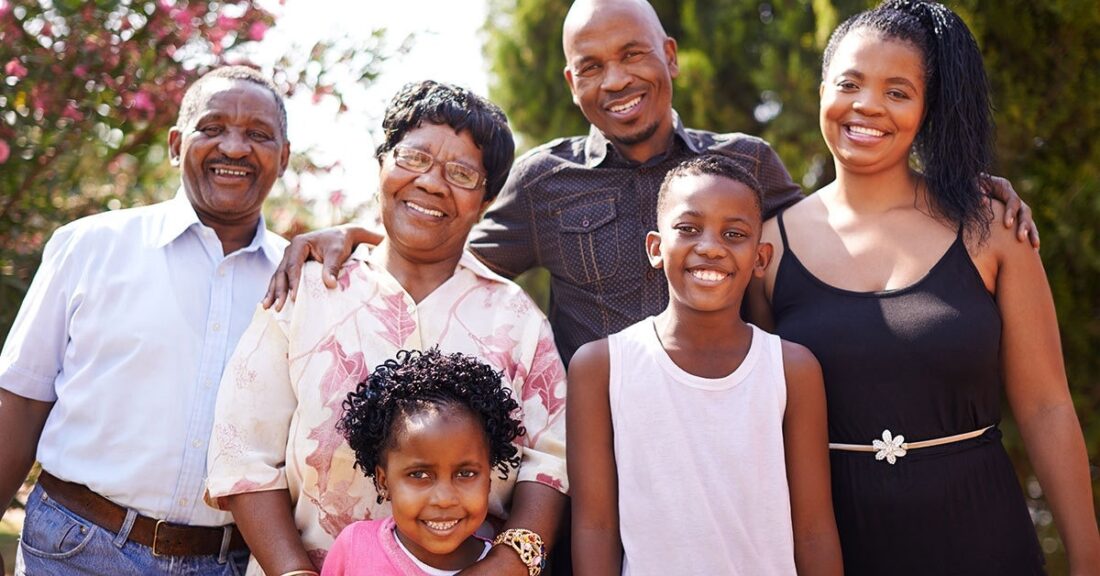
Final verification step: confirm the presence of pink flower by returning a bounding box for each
[170,8,191,28]
[0,139,10,164]
[216,14,236,31]
[131,90,155,113]
[73,65,88,79]
[328,190,345,207]
[62,100,84,121]
[4,58,27,78]
[248,21,267,41]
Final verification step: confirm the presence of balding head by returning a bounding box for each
[563,0,667,56]
[561,0,678,163]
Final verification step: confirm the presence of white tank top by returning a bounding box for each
[609,317,796,576]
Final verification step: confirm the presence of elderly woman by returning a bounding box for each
[205,81,567,576]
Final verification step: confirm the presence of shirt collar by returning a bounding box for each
[582,109,700,168]
[154,188,281,265]
[356,244,511,287]
[154,189,202,248]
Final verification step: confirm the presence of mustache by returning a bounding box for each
[204,157,256,172]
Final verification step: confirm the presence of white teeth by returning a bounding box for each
[424,519,459,530]
[690,269,726,282]
[213,168,248,177]
[609,95,642,113]
[406,201,445,218]
[848,125,885,137]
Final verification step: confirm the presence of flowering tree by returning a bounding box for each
[0,0,394,343]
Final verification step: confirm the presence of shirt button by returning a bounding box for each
[212,322,221,332]
[204,379,213,388]
[179,498,189,507]
[192,439,203,448]
[581,218,590,228]
[218,268,226,277]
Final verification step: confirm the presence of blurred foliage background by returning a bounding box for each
[485,0,1100,570]
[0,0,1097,571]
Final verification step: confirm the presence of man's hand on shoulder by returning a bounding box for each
[983,175,1040,249]
[262,224,382,311]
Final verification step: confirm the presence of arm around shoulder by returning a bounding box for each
[780,340,843,576]
[566,339,622,576]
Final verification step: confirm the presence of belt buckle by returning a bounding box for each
[152,519,168,557]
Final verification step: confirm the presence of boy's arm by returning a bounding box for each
[781,340,843,576]
[567,340,622,576]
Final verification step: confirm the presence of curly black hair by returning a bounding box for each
[822,0,994,241]
[374,80,515,203]
[338,348,525,502]
[656,154,764,220]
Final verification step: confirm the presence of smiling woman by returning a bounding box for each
[204,80,569,576]
[750,2,1100,575]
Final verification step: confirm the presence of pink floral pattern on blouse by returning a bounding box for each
[206,247,567,572]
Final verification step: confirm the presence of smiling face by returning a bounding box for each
[376,405,491,570]
[379,122,490,266]
[820,30,926,176]
[169,78,289,229]
[563,0,678,163]
[647,173,771,314]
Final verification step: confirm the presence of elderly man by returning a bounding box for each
[0,65,289,575]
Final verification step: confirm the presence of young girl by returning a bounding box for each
[750,2,1100,574]
[321,348,527,576]
[569,154,843,576]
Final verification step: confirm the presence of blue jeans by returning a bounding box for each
[15,485,248,575]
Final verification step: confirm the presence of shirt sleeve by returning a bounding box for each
[754,140,804,220]
[205,303,296,508]
[467,159,538,280]
[0,224,81,402]
[513,315,569,494]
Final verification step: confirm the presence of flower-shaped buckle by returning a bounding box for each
[872,429,907,464]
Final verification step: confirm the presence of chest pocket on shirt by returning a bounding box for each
[551,193,620,284]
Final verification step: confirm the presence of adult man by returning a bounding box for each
[266,0,1035,365]
[0,65,290,575]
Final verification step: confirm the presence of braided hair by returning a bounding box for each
[338,348,525,502]
[822,1,995,240]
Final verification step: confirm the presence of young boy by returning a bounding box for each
[567,154,842,575]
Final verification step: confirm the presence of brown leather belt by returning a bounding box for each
[37,471,249,557]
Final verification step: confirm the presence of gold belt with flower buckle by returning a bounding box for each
[828,425,994,464]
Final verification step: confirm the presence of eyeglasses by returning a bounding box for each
[392,145,486,190]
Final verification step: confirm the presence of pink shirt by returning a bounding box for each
[321,517,490,576]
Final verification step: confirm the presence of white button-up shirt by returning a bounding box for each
[0,191,286,527]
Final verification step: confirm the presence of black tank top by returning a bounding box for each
[771,211,1044,576]
[772,212,1002,443]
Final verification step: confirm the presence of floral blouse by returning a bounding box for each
[206,247,567,572]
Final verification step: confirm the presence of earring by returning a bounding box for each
[378,487,389,501]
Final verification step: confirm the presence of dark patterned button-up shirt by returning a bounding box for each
[468,113,803,364]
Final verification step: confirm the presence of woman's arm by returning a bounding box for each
[992,215,1100,575]
[459,482,568,576]
[781,341,844,576]
[567,340,622,575]
[225,489,316,574]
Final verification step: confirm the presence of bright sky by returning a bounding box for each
[256,0,491,223]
